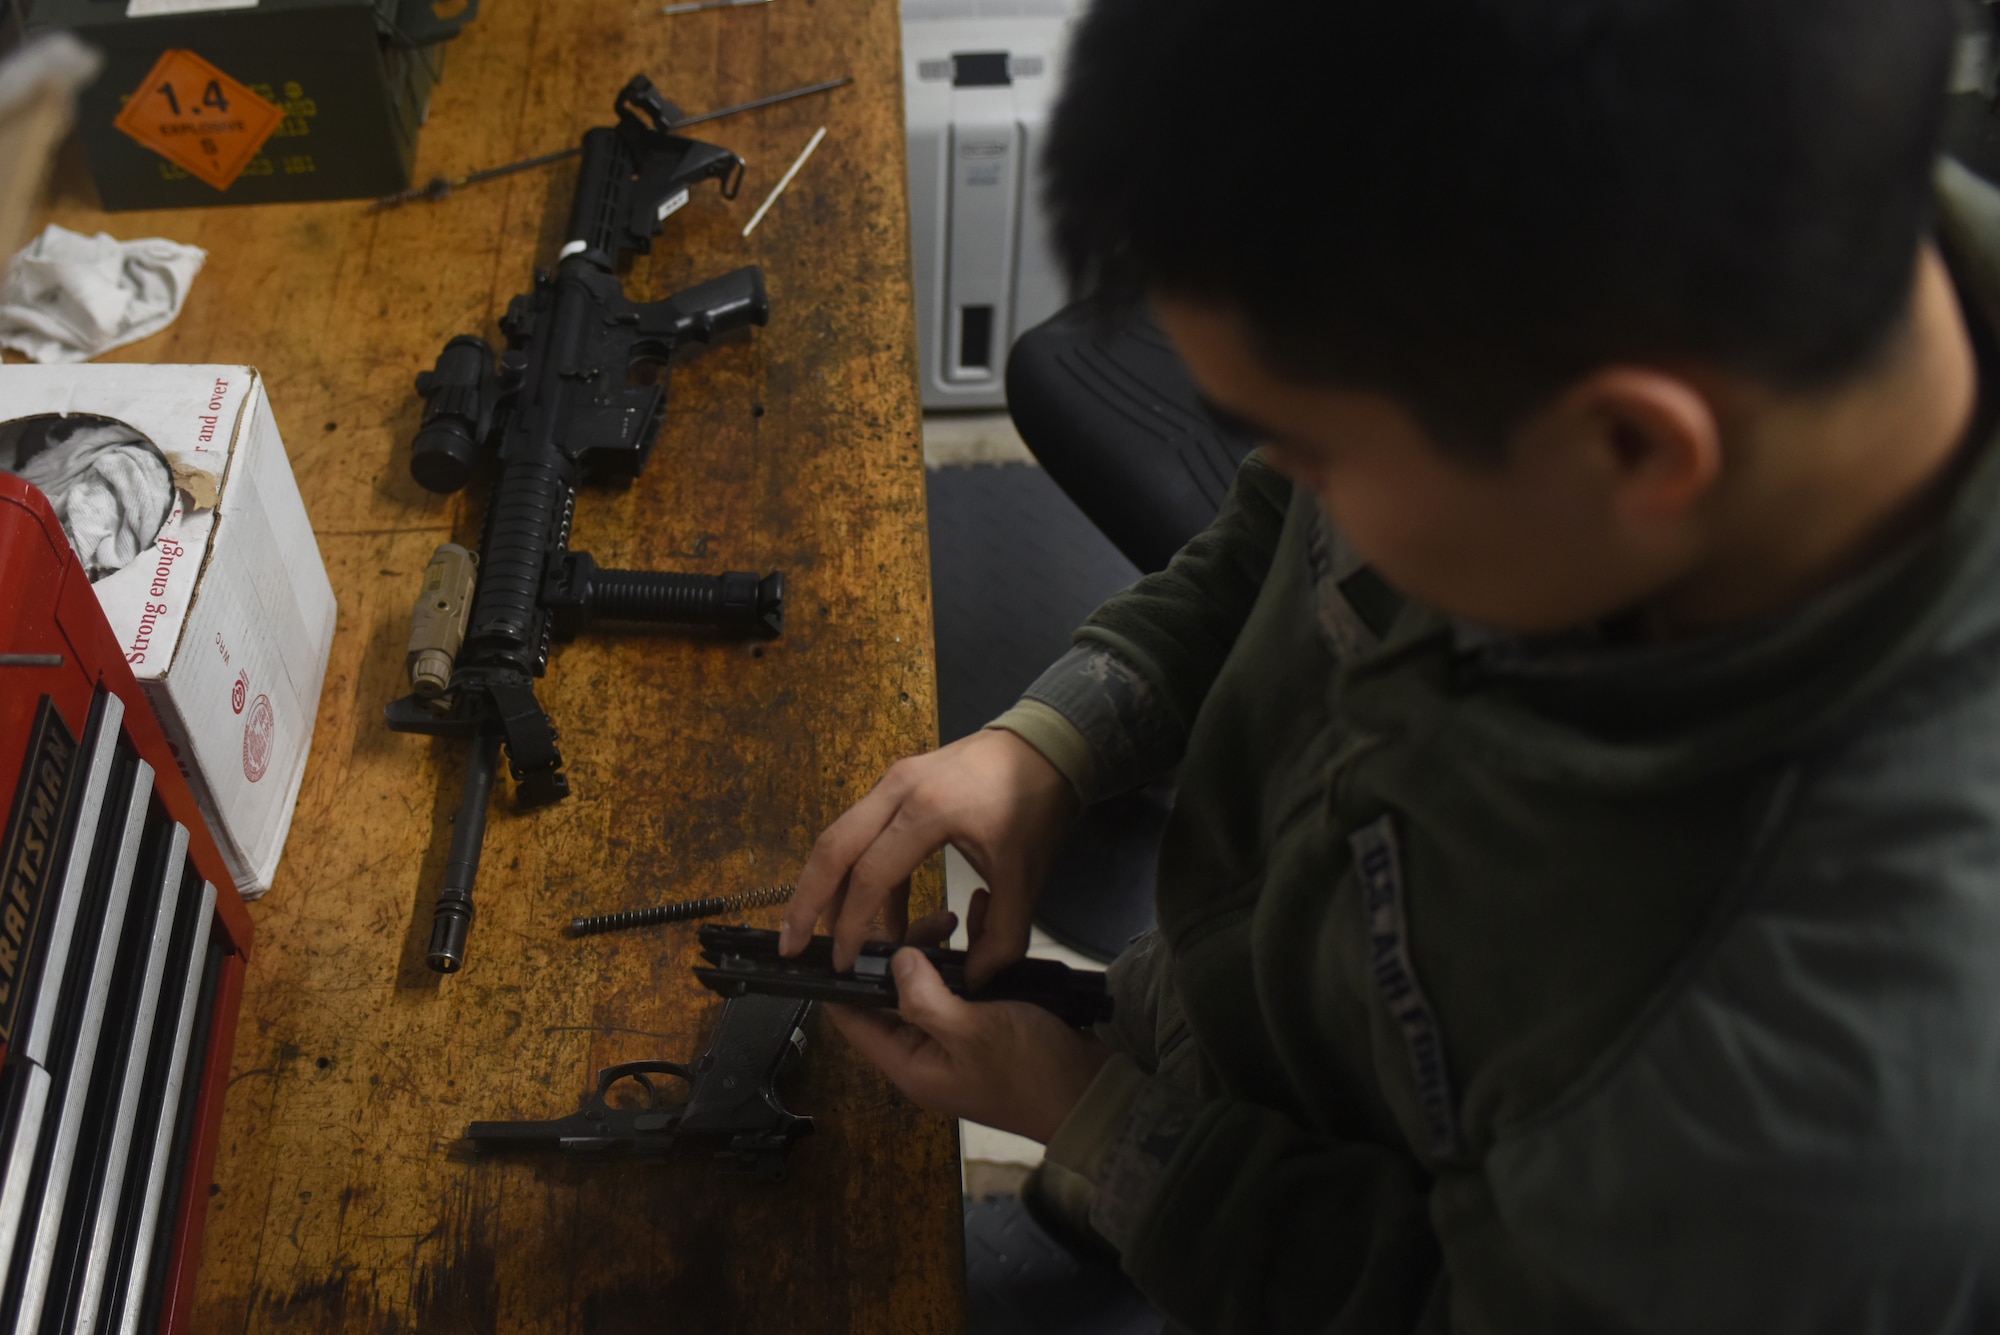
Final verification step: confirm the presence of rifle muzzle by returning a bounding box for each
[428,902,472,973]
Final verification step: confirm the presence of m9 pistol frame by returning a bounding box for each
[464,994,816,1181]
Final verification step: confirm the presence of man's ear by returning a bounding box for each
[1539,369,1724,523]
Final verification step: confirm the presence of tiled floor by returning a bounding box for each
[922,410,1035,468]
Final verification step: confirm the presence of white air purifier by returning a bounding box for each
[903,1,1083,410]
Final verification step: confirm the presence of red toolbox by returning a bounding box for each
[0,474,254,1334]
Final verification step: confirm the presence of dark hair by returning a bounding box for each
[1044,0,1959,450]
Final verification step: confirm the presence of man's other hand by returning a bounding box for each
[780,729,1078,985]
[828,946,1111,1144]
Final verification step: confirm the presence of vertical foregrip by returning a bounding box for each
[466,462,569,674]
[431,731,501,973]
[586,569,783,635]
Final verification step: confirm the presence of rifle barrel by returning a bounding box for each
[430,730,501,973]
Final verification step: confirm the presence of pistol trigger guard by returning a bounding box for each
[591,1059,695,1115]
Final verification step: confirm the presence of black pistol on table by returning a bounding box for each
[465,994,816,1181]
[385,74,784,975]
[692,924,1115,1028]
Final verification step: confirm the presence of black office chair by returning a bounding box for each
[1001,300,1255,961]
[1007,301,1256,575]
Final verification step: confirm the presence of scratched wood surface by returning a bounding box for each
[31,0,959,1329]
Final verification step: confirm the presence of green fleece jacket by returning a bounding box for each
[991,161,2000,1333]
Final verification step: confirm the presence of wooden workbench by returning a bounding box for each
[31,0,961,1328]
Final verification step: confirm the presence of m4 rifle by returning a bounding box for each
[387,75,783,973]
[465,994,816,1181]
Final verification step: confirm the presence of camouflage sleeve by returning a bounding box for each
[986,452,1295,804]
[1045,1056,1206,1254]
[987,645,1186,805]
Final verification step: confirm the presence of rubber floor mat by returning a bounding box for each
[927,463,1160,960]
[965,1195,1166,1335]
[927,462,1140,744]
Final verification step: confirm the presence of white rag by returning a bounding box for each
[0,224,207,364]
[3,421,175,580]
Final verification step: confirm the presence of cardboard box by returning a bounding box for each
[22,0,478,209]
[0,364,335,896]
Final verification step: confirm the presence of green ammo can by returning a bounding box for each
[23,0,478,208]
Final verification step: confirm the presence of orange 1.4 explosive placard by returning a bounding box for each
[112,48,284,193]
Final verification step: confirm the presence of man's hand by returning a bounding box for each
[780,729,1078,985]
[829,946,1112,1144]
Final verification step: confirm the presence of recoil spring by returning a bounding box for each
[569,882,795,937]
